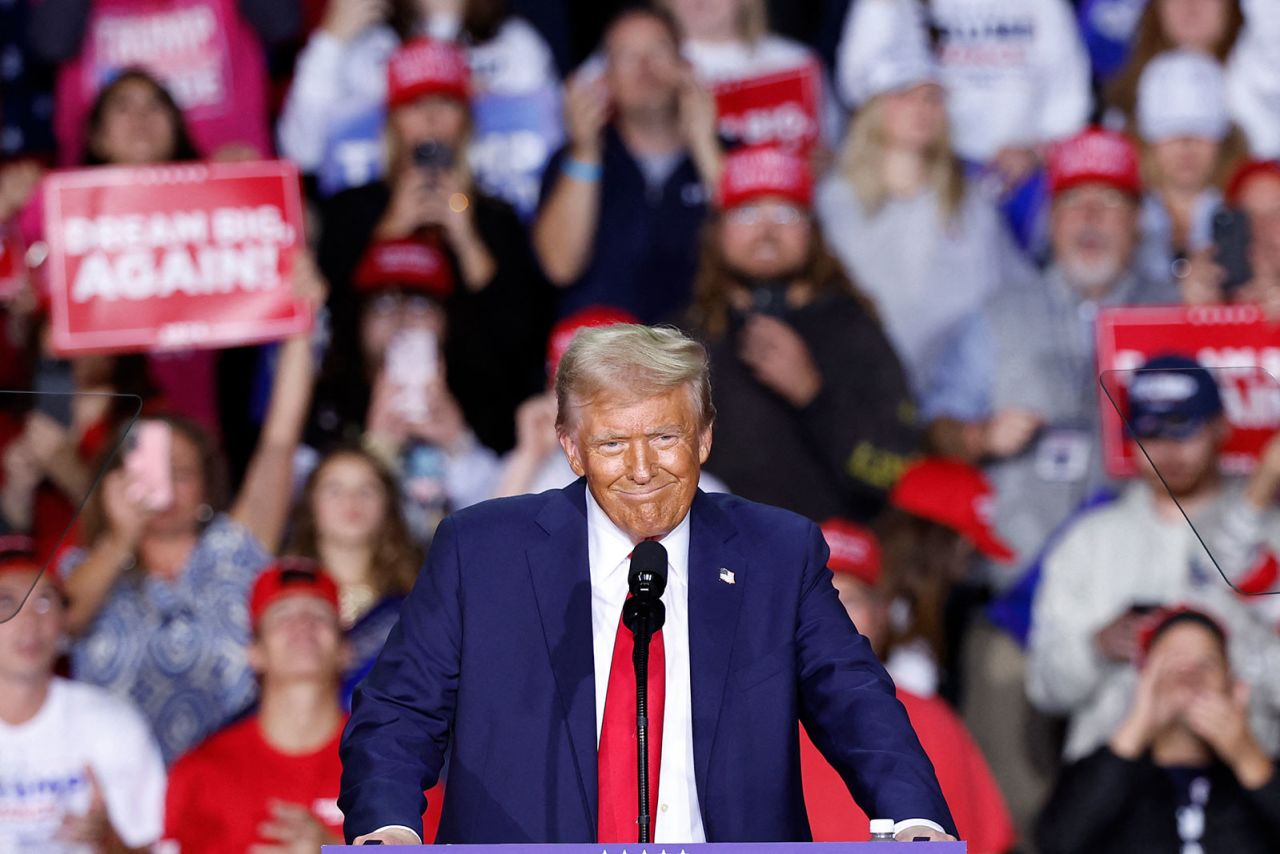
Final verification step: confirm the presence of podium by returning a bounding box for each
[322,845,968,852]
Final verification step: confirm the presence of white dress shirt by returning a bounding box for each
[586,490,707,844]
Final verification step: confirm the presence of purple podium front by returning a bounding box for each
[322,844,968,852]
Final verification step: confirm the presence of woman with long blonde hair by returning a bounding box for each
[816,56,1020,412]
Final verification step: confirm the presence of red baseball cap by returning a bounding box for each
[1137,604,1229,663]
[0,535,65,598]
[354,238,454,301]
[718,146,813,211]
[1226,159,1280,206]
[819,519,881,586]
[1045,127,1142,198]
[890,458,1015,562]
[546,306,640,378]
[387,38,470,108]
[249,558,340,629]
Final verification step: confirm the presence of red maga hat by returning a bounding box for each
[387,38,470,108]
[890,458,1015,562]
[718,146,813,211]
[354,238,454,300]
[249,557,340,629]
[1045,127,1141,198]
[1226,159,1280,207]
[819,519,882,586]
[546,305,640,378]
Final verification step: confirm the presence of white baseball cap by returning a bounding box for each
[1137,49,1230,143]
[844,0,938,105]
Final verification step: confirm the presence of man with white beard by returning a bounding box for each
[926,127,1179,588]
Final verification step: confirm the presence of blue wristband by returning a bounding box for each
[561,157,603,183]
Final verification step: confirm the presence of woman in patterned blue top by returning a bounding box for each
[285,445,421,709]
[59,258,325,764]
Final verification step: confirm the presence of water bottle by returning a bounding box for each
[869,818,896,841]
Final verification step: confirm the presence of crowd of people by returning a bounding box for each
[4,0,1280,850]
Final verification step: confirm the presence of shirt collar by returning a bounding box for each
[585,487,691,584]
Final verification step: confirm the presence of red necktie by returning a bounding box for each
[597,599,665,842]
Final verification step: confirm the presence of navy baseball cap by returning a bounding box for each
[1127,355,1224,440]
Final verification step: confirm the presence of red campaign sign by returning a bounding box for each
[43,160,310,355]
[87,1,234,121]
[712,62,822,153]
[1097,305,1280,478]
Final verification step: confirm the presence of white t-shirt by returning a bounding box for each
[0,678,166,851]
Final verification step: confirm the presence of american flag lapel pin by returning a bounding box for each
[718,567,736,585]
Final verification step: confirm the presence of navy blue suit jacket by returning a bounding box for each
[339,480,954,842]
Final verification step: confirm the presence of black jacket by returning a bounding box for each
[700,292,919,523]
[1037,747,1280,854]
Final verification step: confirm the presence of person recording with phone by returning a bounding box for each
[317,36,551,456]
[686,146,917,524]
[1181,159,1280,317]
[54,255,326,764]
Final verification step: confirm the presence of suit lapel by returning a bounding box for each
[526,479,598,827]
[687,491,745,809]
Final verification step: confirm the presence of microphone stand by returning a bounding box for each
[624,596,664,844]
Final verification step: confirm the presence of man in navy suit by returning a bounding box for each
[340,324,956,844]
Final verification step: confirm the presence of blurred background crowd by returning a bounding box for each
[5,0,1280,851]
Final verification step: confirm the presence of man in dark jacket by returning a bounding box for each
[690,146,918,522]
[1037,606,1280,854]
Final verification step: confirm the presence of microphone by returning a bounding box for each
[624,540,667,633]
[621,539,667,844]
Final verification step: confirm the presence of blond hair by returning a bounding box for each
[555,324,714,431]
[839,92,965,221]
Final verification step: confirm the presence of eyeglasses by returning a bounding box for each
[367,293,438,317]
[724,203,807,227]
[0,590,64,616]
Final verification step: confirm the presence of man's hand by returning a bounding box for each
[1246,429,1280,509]
[249,800,342,854]
[1094,610,1147,664]
[895,825,957,842]
[353,827,421,845]
[1109,643,1181,758]
[53,766,122,850]
[321,0,388,41]
[564,73,609,163]
[1185,682,1274,789]
[407,380,471,454]
[983,408,1042,459]
[514,393,560,459]
[738,314,822,408]
[1179,248,1226,306]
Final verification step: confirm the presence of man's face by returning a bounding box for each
[0,571,64,684]
[604,16,683,116]
[1134,419,1225,499]
[719,199,811,280]
[250,595,347,684]
[831,573,889,655]
[559,386,712,542]
[1050,184,1139,293]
